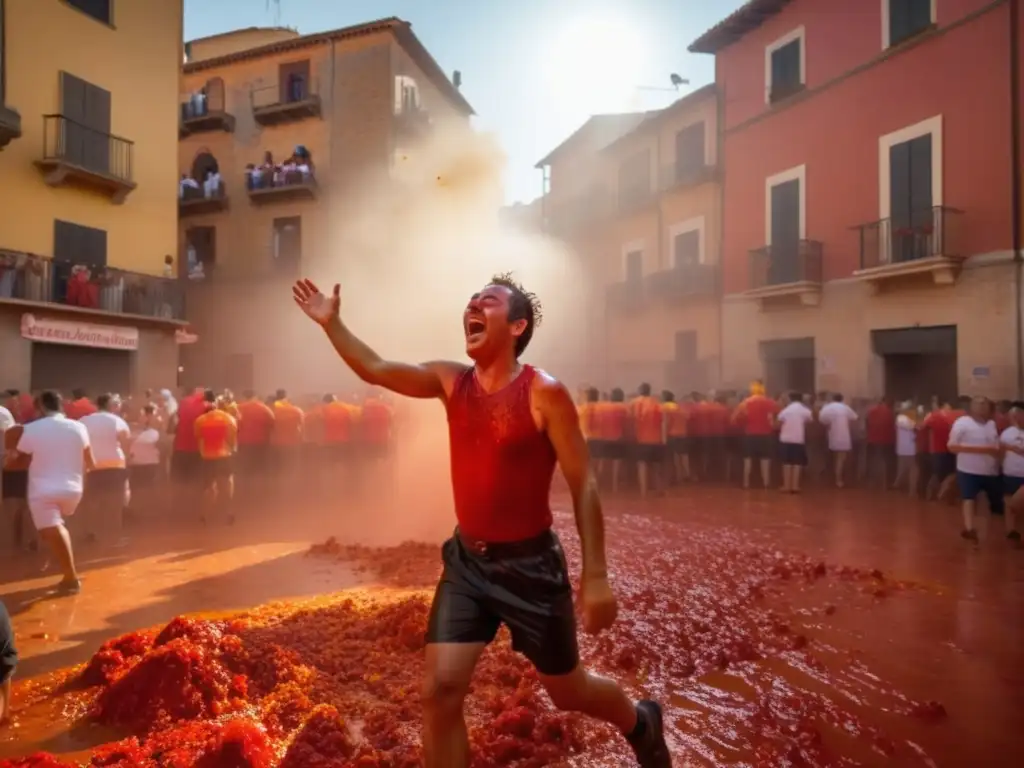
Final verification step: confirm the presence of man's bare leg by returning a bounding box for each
[539,666,637,731]
[37,525,78,587]
[422,642,486,768]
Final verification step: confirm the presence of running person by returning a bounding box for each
[293,275,671,768]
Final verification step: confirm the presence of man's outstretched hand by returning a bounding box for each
[293,279,340,327]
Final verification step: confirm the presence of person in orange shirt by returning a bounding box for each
[733,381,779,490]
[629,383,664,498]
[360,390,393,463]
[271,389,305,488]
[661,390,689,485]
[598,389,629,492]
[236,390,275,484]
[194,390,238,524]
[64,389,97,421]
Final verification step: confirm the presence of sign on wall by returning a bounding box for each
[20,314,139,351]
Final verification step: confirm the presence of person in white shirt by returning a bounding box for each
[818,393,858,488]
[997,400,1024,543]
[948,396,1003,541]
[776,391,813,493]
[128,404,164,517]
[13,391,94,594]
[79,394,131,545]
[178,174,199,198]
[894,402,919,496]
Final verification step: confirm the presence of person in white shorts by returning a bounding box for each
[13,391,95,594]
[80,393,131,544]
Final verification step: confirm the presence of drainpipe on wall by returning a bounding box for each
[715,82,726,389]
[1011,0,1023,396]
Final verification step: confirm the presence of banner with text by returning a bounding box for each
[20,314,140,351]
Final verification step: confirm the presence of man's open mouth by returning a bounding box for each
[466,318,486,337]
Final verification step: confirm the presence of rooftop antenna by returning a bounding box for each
[637,73,690,93]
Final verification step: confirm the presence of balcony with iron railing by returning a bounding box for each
[852,206,965,288]
[246,167,317,203]
[35,115,136,203]
[658,162,719,193]
[606,277,646,313]
[180,180,228,216]
[0,251,185,322]
[617,181,654,215]
[645,263,717,304]
[746,239,823,307]
[180,92,235,137]
[251,77,321,126]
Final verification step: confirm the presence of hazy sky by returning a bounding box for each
[183,0,746,204]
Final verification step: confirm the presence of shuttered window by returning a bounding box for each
[888,0,932,47]
[769,39,802,102]
[54,219,107,266]
[59,71,112,174]
[64,0,112,25]
[279,60,311,103]
[673,230,700,268]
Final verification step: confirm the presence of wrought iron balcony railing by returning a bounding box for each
[853,206,964,269]
[0,251,184,321]
[645,263,717,303]
[251,77,321,125]
[40,114,134,184]
[748,239,823,290]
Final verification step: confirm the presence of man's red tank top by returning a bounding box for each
[446,365,556,542]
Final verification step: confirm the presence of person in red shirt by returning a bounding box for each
[701,394,731,481]
[194,391,238,524]
[169,387,207,508]
[64,389,97,421]
[734,383,779,490]
[601,389,629,492]
[864,397,896,489]
[293,275,670,767]
[922,401,956,501]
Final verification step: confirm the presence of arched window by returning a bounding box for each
[191,150,219,182]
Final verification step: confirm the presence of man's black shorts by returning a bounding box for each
[931,451,956,480]
[632,442,666,464]
[778,441,808,466]
[668,436,689,455]
[236,443,269,475]
[425,530,578,676]
[586,439,608,459]
[1,470,27,500]
[744,434,775,460]
[0,600,16,684]
[201,456,234,484]
[170,450,202,482]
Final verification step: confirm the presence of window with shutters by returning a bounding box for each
[64,0,113,25]
[53,219,107,266]
[673,230,701,268]
[59,72,112,175]
[279,60,311,104]
[765,27,804,104]
[886,0,933,48]
[624,250,643,283]
[273,217,302,274]
[674,122,706,178]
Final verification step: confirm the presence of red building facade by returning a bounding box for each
[692,0,1022,400]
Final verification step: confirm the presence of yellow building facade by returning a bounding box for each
[0,0,184,395]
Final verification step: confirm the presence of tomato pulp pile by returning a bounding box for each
[3,513,946,767]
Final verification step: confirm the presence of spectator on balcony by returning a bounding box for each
[98,268,125,314]
[0,253,15,298]
[202,164,221,199]
[189,88,207,118]
[294,145,313,180]
[179,173,199,199]
[287,72,306,103]
[66,265,99,309]
[163,255,174,279]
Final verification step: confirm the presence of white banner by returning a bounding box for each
[20,313,139,351]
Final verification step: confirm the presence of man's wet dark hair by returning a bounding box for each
[96,393,114,410]
[264,395,276,407]
[322,393,336,403]
[638,382,652,397]
[38,390,62,413]
[585,387,599,403]
[71,388,85,400]
[662,390,675,403]
[789,390,802,402]
[958,395,971,408]
[143,404,157,415]
[275,388,287,401]
[488,272,542,359]
[203,388,216,403]
[610,388,625,402]
[832,393,843,402]
[5,389,18,397]
[1012,400,1024,410]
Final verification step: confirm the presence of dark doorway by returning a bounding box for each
[186,226,216,279]
[769,178,800,284]
[761,337,815,396]
[872,325,957,403]
[31,342,132,394]
[889,133,933,262]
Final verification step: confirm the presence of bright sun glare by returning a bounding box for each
[546,15,648,114]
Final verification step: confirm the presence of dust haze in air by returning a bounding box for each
[311,118,590,545]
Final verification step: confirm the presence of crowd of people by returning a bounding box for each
[577,383,1022,542]
[0,386,395,594]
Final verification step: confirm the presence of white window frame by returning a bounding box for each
[877,115,942,262]
[881,0,937,50]
[764,26,806,104]
[394,75,420,115]
[621,240,645,280]
[667,216,706,266]
[765,164,806,245]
